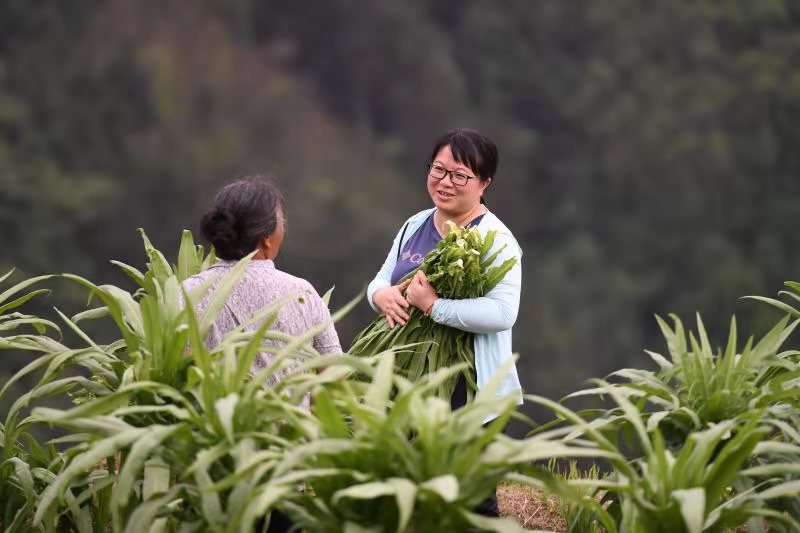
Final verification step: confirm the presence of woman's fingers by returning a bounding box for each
[393,301,409,323]
[396,305,409,322]
[405,280,418,305]
[376,287,408,312]
[404,271,437,314]
[395,280,412,310]
[393,284,410,309]
[387,299,409,328]
[407,272,426,304]
[377,284,414,328]
[388,310,407,328]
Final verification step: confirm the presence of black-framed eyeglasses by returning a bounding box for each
[427,163,476,187]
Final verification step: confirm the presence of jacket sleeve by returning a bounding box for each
[428,231,522,334]
[366,221,409,312]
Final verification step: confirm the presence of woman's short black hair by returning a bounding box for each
[200,177,284,260]
[429,128,499,182]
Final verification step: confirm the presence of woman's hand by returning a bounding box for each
[406,271,438,316]
[373,278,412,328]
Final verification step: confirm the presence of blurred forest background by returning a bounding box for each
[2,0,800,422]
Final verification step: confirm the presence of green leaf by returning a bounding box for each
[364,350,395,409]
[333,478,417,533]
[34,426,148,525]
[63,273,141,350]
[237,484,296,533]
[0,349,59,402]
[419,474,459,502]
[0,274,52,309]
[0,288,52,315]
[54,307,99,349]
[197,254,253,339]
[139,228,174,281]
[673,488,705,533]
[312,389,350,439]
[71,306,111,323]
[33,381,182,424]
[215,393,239,444]
[758,480,800,500]
[741,463,800,477]
[742,296,800,318]
[176,229,200,281]
[645,350,673,371]
[194,461,225,529]
[3,456,35,502]
[0,268,16,284]
[703,417,765,506]
[123,485,183,533]
[321,286,335,305]
[112,425,183,517]
[461,510,527,532]
[110,260,146,287]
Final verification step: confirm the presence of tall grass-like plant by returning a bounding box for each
[564,313,800,446]
[7,229,800,532]
[544,459,603,533]
[23,229,348,532]
[542,308,800,530]
[273,355,610,532]
[0,269,66,530]
[746,280,800,320]
[64,229,218,390]
[29,305,338,532]
[8,228,586,532]
[739,278,800,528]
[526,387,800,532]
[0,229,260,531]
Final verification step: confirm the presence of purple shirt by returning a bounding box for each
[390,213,484,285]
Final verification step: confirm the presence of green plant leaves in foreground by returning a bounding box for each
[2,232,800,532]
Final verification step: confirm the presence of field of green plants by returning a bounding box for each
[1,232,799,532]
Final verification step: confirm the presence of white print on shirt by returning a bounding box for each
[400,251,425,265]
[400,251,424,264]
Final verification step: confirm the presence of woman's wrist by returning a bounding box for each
[424,298,437,316]
[371,287,387,311]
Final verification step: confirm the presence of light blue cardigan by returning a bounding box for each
[367,207,523,404]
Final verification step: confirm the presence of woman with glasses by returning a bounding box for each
[366,128,523,517]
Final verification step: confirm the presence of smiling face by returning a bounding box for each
[427,144,491,219]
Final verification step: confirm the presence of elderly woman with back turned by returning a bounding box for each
[183,177,342,383]
[183,177,341,532]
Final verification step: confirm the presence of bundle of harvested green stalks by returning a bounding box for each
[350,221,517,399]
